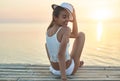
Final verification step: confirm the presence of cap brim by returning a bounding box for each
[51,4,73,21]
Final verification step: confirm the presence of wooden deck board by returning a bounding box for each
[0,64,120,81]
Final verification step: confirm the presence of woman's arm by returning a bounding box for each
[58,28,71,81]
[45,43,52,65]
[70,8,78,38]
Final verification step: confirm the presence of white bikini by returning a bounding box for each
[46,27,75,75]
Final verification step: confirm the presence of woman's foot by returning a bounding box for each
[79,61,84,67]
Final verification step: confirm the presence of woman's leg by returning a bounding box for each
[70,32,85,74]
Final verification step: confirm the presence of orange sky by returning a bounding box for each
[0,0,120,23]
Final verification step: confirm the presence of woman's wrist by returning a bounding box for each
[73,17,76,22]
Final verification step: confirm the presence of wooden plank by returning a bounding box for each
[0,64,119,68]
[0,69,120,75]
[109,75,120,78]
[0,64,120,70]
[0,70,119,75]
[0,67,119,71]
[0,77,17,81]
[17,77,120,81]
[0,77,120,81]
[0,74,107,78]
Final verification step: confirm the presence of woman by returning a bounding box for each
[45,2,85,81]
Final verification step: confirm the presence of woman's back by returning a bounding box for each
[46,26,70,62]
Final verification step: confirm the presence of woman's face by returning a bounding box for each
[54,10,69,26]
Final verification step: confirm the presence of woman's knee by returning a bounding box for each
[77,32,85,40]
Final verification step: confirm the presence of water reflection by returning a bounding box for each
[97,21,103,41]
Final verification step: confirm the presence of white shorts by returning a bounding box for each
[49,59,75,76]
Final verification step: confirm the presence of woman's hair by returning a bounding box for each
[47,6,66,30]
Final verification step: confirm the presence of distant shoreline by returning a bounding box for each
[0,21,46,23]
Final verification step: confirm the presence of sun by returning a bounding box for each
[90,9,112,20]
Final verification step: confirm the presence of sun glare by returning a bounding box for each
[91,9,112,20]
[97,22,103,41]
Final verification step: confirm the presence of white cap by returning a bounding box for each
[52,2,73,20]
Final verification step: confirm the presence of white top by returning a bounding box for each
[46,27,70,62]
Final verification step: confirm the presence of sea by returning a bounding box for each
[0,22,120,66]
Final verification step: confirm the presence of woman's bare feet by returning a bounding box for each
[79,61,84,67]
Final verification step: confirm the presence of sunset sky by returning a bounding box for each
[0,0,120,23]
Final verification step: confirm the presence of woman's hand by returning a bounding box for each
[72,8,77,22]
[61,78,68,81]
[69,7,76,22]
[62,79,68,81]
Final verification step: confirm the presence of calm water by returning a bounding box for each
[0,22,120,66]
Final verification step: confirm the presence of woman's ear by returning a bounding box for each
[53,16,58,21]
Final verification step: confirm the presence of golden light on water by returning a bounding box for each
[97,22,103,41]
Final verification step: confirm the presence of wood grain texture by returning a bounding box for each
[0,64,120,81]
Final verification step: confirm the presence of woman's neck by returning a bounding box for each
[53,24,61,29]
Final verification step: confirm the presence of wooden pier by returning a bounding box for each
[0,64,120,81]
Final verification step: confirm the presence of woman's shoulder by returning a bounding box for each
[60,26,71,33]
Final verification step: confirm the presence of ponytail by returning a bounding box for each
[47,18,54,30]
